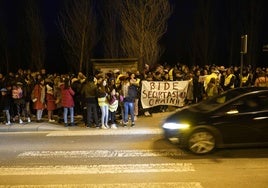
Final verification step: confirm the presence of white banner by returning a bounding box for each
[141,81,189,109]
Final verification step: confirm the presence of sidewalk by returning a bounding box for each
[0,112,173,134]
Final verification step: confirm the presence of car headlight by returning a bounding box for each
[162,122,190,130]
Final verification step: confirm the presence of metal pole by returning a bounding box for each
[240,52,243,87]
[240,35,247,87]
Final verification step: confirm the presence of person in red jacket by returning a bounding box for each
[45,84,56,123]
[32,79,46,122]
[60,78,75,127]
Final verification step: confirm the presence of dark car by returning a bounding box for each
[162,87,268,154]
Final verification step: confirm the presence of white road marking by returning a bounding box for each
[46,129,162,136]
[0,163,195,175]
[18,149,185,158]
[0,182,203,188]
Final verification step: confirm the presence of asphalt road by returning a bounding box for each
[1,125,268,187]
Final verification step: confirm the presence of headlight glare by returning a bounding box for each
[162,122,190,130]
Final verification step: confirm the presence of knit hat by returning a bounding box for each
[0,88,7,92]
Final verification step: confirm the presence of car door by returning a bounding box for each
[210,91,268,145]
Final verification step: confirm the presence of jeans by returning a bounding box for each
[63,107,74,124]
[3,110,10,122]
[99,105,109,126]
[36,109,43,120]
[123,102,134,123]
[109,111,116,124]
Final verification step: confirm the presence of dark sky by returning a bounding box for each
[1,0,268,73]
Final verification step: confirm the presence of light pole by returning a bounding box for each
[240,35,247,87]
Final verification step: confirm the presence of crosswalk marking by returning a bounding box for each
[18,149,185,158]
[0,163,195,175]
[1,149,202,187]
[0,182,203,188]
[46,129,162,136]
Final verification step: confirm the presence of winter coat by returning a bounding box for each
[60,84,75,108]
[32,84,46,110]
[0,93,11,111]
[46,92,56,111]
[81,81,98,103]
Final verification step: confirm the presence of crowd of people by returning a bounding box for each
[0,63,268,128]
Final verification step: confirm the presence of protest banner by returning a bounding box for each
[141,80,189,109]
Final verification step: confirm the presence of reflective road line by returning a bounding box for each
[18,149,185,158]
[0,163,195,175]
[0,182,203,188]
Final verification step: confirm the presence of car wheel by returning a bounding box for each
[187,130,216,154]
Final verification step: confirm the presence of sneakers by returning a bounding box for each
[131,122,135,127]
[48,119,55,123]
[144,111,151,117]
[101,125,108,129]
[19,119,23,124]
[5,121,11,125]
[27,117,31,123]
[111,124,117,129]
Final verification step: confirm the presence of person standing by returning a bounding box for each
[60,78,75,127]
[24,74,35,123]
[97,79,109,129]
[109,88,119,129]
[81,76,99,128]
[254,70,268,87]
[223,68,236,91]
[205,78,219,98]
[46,84,56,122]
[121,77,136,127]
[129,72,140,120]
[0,88,11,125]
[32,78,46,122]
[12,82,26,124]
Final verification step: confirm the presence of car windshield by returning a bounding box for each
[192,90,242,112]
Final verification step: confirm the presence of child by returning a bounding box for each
[109,88,119,129]
[46,84,56,122]
[0,88,11,125]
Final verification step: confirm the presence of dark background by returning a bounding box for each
[1,0,268,74]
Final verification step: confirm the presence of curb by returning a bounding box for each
[0,111,173,133]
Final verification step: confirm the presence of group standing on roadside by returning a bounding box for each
[0,64,268,128]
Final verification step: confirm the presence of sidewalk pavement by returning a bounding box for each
[0,112,173,134]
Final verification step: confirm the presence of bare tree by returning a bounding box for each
[58,0,98,73]
[119,0,172,71]
[242,1,264,67]
[23,0,45,71]
[190,0,216,67]
[0,17,9,73]
[99,0,121,58]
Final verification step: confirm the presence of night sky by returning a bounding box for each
[1,0,268,73]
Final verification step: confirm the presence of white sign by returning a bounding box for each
[141,81,189,109]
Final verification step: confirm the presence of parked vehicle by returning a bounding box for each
[162,87,268,154]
